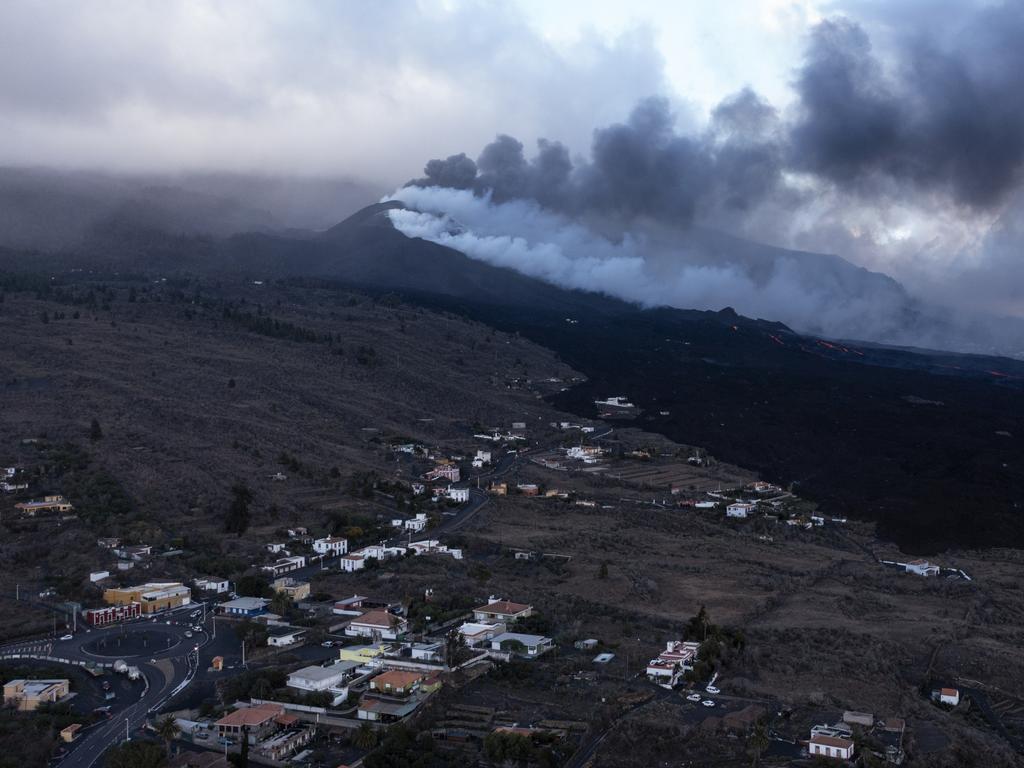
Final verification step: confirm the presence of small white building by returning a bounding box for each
[809,734,855,761]
[339,553,366,573]
[261,555,306,577]
[459,621,507,646]
[266,543,286,554]
[266,626,306,647]
[89,571,110,583]
[408,540,463,560]
[404,513,428,533]
[936,687,960,706]
[409,642,443,662]
[194,577,230,594]
[446,486,470,503]
[489,632,553,657]
[313,536,349,556]
[905,559,940,577]
[726,502,756,518]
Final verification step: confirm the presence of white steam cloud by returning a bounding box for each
[385,185,927,344]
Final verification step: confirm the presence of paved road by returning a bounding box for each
[0,603,224,768]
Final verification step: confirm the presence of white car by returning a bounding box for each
[686,693,701,702]
[59,634,73,641]
[706,685,720,694]
[184,631,193,638]
[702,700,716,708]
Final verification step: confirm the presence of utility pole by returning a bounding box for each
[125,718,130,742]
[242,640,246,668]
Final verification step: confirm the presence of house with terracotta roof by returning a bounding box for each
[473,599,533,623]
[934,687,960,706]
[368,670,424,697]
[345,609,408,640]
[646,640,700,687]
[808,733,855,760]
[215,703,285,744]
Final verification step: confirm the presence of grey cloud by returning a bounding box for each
[790,5,1024,208]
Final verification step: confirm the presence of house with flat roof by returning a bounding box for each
[905,559,940,577]
[3,679,70,711]
[473,599,533,623]
[489,632,553,657]
[287,661,359,705]
[339,643,390,665]
[219,597,269,617]
[15,495,73,516]
[313,536,348,555]
[272,577,310,601]
[459,621,507,646]
[266,626,306,647]
[646,640,700,687]
[261,555,306,577]
[357,696,421,723]
[194,576,230,594]
[103,582,190,614]
[726,502,756,518]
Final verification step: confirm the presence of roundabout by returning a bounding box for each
[81,628,181,658]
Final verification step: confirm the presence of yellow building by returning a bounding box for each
[3,679,70,711]
[272,577,311,602]
[339,643,388,663]
[103,582,191,614]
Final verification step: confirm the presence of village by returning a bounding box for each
[2,393,1009,768]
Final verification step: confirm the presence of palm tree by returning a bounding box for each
[352,721,378,750]
[251,676,275,701]
[748,721,770,768]
[155,715,180,757]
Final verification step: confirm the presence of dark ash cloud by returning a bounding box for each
[791,6,1024,208]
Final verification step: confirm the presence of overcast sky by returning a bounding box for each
[1,0,1022,318]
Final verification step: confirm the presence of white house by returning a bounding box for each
[645,641,700,687]
[489,632,553,657]
[404,514,428,533]
[472,450,492,468]
[408,540,463,560]
[287,661,359,706]
[809,734,855,761]
[313,536,349,555]
[905,560,940,577]
[339,553,366,573]
[345,610,408,640]
[409,642,443,662]
[266,543,286,554]
[194,577,230,594]
[261,555,306,577]
[936,687,960,706]
[726,502,756,518]
[446,486,470,503]
[266,626,306,647]
[459,621,507,646]
[359,543,407,561]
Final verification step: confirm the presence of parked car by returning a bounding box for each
[59,634,73,641]
[686,693,701,702]
[321,641,333,647]
[702,700,716,708]
[706,685,720,694]
[184,631,193,638]
[218,737,234,747]
[194,731,209,740]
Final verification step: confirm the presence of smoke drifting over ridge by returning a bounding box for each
[390,7,1024,354]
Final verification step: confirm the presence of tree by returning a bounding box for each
[747,721,770,767]
[89,418,104,441]
[352,722,378,750]
[104,741,166,768]
[225,481,252,534]
[598,561,609,579]
[229,725,249,767]
[269,590,292,617]
[155,715,180,757]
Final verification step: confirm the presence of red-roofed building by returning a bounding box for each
[473,599,533,623]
